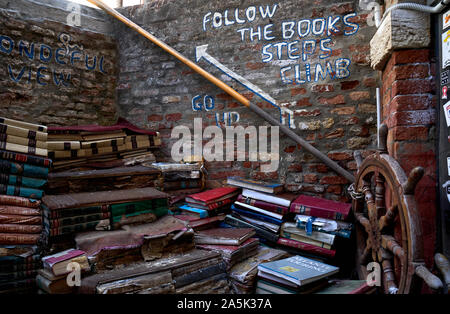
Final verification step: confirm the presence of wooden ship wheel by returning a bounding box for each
[350,124,443,294]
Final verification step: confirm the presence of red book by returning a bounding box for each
[236,194,289,215]
[42,249,85,269]
[276,237,336,259]
[186,187,239,206]
[290,195,351,221]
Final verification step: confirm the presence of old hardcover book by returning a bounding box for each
[174,261,227,289]
[0,141,47,156]
[0,214,41,224]
[194,227,255,246]
[290,195,352,221]
[0,224,41,234]
[175,272,230,294]
[47,141,81,150]
[277,237,336,259]
[231,205,283,225]
[35,274,74,294]
[163,180,202,190]
[151,162,202,172]
[280,229,332,249]
[0,205,40,216]
[237,194,289,215]
[224,214,279,243]
[185,215,225,231]
[81,131,127,142]
[111,212,158,229]
[0,123,47,141]
[125,134,161,146]
[46,220,111,236]
[258,255,339,287]
[0,117,47,132]
[227,176,283,194]
[242,189,296,208]
[0,174,47,189]
[96,271,172,294]
[0,195,41,208]
[0,133,47,149]
[281,222,336,246]
[110,199,168,216]
[0,160,49,179]
[234,201,283,220]
[196,238,259,266]
[179,205,208,219]
[0,233,40,245]
[42,187,169,211]
[44,212,110,228]
[43,204,109,220]
[0,184,43,199]
[0,149,52,168]
[42,249,90,276]
[185,187,239,206]
[80,137,125,149]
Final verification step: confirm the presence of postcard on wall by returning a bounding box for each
[443,101,450,127]
[443,30,450,69]
[444,11,450,30]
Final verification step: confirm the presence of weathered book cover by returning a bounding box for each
[0,195,41,208]
[175,272,230,294]
[194,227,255,246]
[0,173,47,189]
[47,141,81,151]
[173,261,227,289]
[237,194,289,215]
[186,187,239,205]
[0,149,52,168]
[258,255,339,286]
[42,187,169,211]
[125,134,161,147]
[0,269,38,282]
[45,212,110,228]
[151,162,201,172]
[35,274,73,294]
[0,224,42,234]
[0,133,47,149]
[0,160,49,179]
[0,184,43,199]
[111,207,168,223]
[0,205,40,216]
[0,233,40,245]
[290,195,352,221]
[43,204,109,220]
[282,222,336,245]
[0,117,47,133]
[277,237,336,259]
[95,271,172,294]
[280,230,332,249]
[0,213,41,224]
[224,214,279,243]
[46,220,110,236]
[80,137,125,149]
[0,141,47,156]
[163,171,201,182]
[0,123,47,141]
[196,238,259,260]
[185,215,225,231]
[227,176,283,194]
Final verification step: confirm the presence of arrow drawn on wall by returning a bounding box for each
[195,44,295,129]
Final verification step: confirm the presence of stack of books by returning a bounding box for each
[228,245,289,293]
[256,255,339,294]
[78,249,231,294]
[151,162,205,193]
[0,246,41,293]
[36,248,90,294]
[276,195,353,260]
[0,117,51,200]
[178,187,239,219]
[47,118,160,171]
[194,227,258,269]
[226,177,296,244]
[41,187,170,249]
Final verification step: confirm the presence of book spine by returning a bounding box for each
[174,262,227,289]
[207,198,233,210]
[237,195,289,215]
[0,118,47,132]
[0,149,52,168]
[0,124,47,141]
[280,231,331,249]
[48,149,84,159]
[0,160,49,179]
[0,205,41,216]
[290,204,347,220]
[0,262,41,273]
[47,141,81,151]
[276,237,336,258]
[0,184,43,199]
[47,220,104,236]
[0,224,42,234]
[0,270,38,282]
[44,204,110,219]
[0,214,42,225]
[224,215,279,243]
[0,133,47,149]
[0,195,41,208]
[0,141,47,157]
[110,199,167,216]
[163,180,202,191]
[45,212,110,228]
[111,207,168,222]
[0,233,40,245]
[0,173,47,189]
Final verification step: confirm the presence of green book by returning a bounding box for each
[111,207,168,222]
[110,199,167,216]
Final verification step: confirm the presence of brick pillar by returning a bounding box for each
[382,49,437,270]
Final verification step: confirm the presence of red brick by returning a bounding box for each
[326,185,343,195]
[320,175,348,185]
[391,126,429,141]
[284,145,296,153]
[309,163,329,173]
[327,151,353,161]
[291,87,307,96]
[340,80,360,90]
[323,128,345,139]
[391,79,432,96]
[331,106,355,115]
[387,110,435,127]
[349,91,370,101]
[392,64,429,80]
[391,49,430,65]
[363,77,377,87]
[311,84,334,93]
[304,174,319,183]
[295,109,321,117]
[296,98,313,107]
[288,164,303,172]
[246,62,264,70]
[330,3,353,15]
[165,113,182,122]
[318,95,345,105]
[148,114,163,121]
[252,171,278,181]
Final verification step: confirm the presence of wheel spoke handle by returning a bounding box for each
[415,265,443,290]
[434,253,450,289]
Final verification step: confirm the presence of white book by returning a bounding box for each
[282,222,335,245]
[242,189,293,207]
[238,214,280,233]
[235,201,283,220]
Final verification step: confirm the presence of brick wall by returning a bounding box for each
[383,49,437,269]
[114,0,379,200]
[0,0,119,126]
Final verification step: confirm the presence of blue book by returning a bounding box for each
[179,204,208,218]
[231,205,283,225]
[0,174,47,189]
[258,255,339,286]
[0,160,49,179]
[0,184,43,199]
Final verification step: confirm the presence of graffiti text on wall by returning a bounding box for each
[202,4,360,85]
[0,33,107,87]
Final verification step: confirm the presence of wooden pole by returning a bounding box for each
[86,0,355,183]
